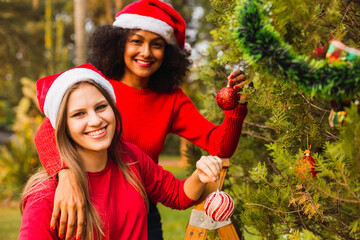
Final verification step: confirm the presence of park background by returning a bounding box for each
[0,0,360,239]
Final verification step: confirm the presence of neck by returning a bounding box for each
[121,74,149,89]
[77,148,108,172]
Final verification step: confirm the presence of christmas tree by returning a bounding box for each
[188,0,360,239]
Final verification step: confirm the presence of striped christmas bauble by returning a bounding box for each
[204,190,234,221]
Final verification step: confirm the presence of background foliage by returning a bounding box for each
[185,0,360,239]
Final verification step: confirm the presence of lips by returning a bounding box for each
[85,126,107,138]
[135,59,153,67]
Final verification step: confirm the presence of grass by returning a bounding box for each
[158,157,191,240]
[158,204,192,240]
[0,205,21,240]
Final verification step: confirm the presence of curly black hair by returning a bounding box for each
[88,25,192,93]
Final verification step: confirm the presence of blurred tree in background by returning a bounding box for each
[185,0,360,239]
[0,0,74,202]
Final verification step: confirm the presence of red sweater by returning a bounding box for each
[35,81,248,177]
[19,142,197,240]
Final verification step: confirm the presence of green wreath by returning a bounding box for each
[234,0,360,101]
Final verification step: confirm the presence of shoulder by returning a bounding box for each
[168,87,192,104]
[119,141,153,171]
[23,179,57,209]
[172,87,185,95]
[120,141,148,162]
[121,141,143,155]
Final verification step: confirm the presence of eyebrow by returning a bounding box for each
[130,33,164,42]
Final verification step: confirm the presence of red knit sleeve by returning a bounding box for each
[171,88,248,157]
[123,142,197,209]
[19,180,58,239]
[34,118,68,177]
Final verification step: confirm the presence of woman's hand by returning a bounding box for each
[228,69,248,102]
[195,156,223,184]
[52,169,85,240]
[184,156,223,200]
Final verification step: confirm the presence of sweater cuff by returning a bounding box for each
[224,102,248,118]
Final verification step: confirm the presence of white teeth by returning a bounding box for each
[137,60,151,65]
[87,128,105,136]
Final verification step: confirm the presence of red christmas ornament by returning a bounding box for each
[295,136,319,178]
[303,149,318,178]
[204,190,235,221]
[216,84,240,110]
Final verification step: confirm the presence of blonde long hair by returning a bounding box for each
[21,80,149,239]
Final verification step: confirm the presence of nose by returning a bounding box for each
[88,111,102,126]
[140,43,151,58]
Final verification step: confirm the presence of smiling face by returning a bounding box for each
[122,30,166,87]
[66,83,116,157]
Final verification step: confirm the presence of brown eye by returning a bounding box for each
[130,39,142,45]
[152,42,164,49]
[96,104,107,111]
[72,112,84,118]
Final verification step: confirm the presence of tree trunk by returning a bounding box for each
[115,0,123,11]
[180,137,191,166]
[104,0,113,24]
[74,0,87,65]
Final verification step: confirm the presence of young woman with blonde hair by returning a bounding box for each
[19,64,223,239]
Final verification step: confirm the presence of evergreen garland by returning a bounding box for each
[234,0,360,101]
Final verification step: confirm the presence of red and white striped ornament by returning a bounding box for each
[204,190,235,221]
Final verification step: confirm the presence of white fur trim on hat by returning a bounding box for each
[113,13,177,46]
[44,68,116,128]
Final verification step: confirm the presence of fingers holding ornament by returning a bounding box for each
[228,69,250,102]
[217,69,250,110]
[196,156,223,183]
[196,156,235,222]
[228,69,247,90]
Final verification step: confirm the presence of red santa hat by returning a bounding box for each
[36,63,116,128]
[113,0,187,50]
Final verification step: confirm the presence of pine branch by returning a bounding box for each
[325,130,340,140]
[251,99,300,109]
[244,120,275,130]
[304,177,360,203]
[242,130,275,142]
[265,157,309,229]
[297,91,331,113]
[265,211,276,239]
[244,203,301,214]
[335,159,359,200]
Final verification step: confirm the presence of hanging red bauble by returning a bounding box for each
[295,136,319,178]
[204,190,235,221]
[303,149,318,178]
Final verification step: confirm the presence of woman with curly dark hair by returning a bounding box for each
[33,0,248,239]
[89,25,191,93]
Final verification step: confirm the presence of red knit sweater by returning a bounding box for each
[19,142,196,240]
[34,80,248,177]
